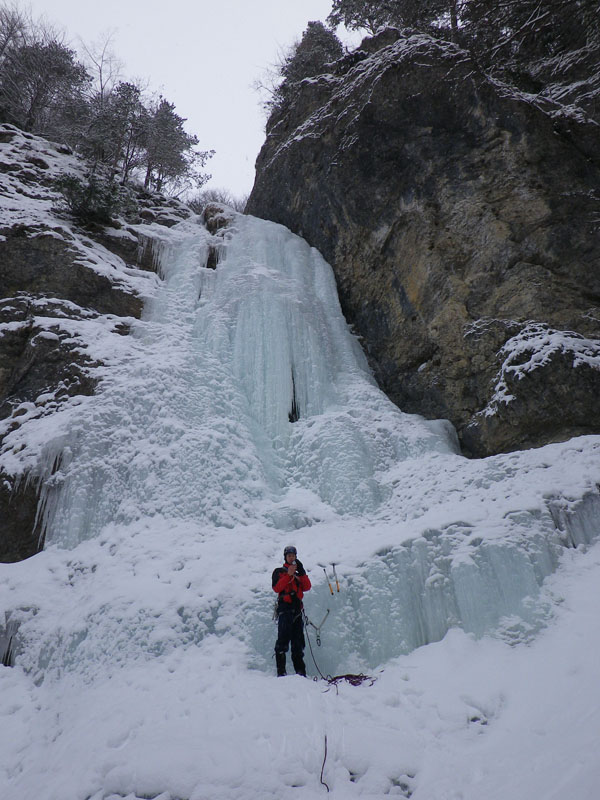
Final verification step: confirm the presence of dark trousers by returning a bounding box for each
[274,607,306,675]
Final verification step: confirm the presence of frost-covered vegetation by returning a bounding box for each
[263,0,599,125]
[0,2,213,194]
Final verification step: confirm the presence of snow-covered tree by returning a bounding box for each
[0,3,215,196]
[267,21,343,114]
[463,0,598,64]
[0,37,88,132]
[281,20,343,84]
[142,98,213,194]
[83,80,148,181]
[327,0,458,36]
[188,186,248,213]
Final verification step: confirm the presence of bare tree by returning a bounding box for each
[188,187,248,213]
[79,29,122,107]
[0,1,27,64]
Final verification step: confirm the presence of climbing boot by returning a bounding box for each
[292,652,306,677]
[275,651,287,677]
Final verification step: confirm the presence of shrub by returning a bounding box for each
[56,173,136,227]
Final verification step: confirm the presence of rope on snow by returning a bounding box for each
[320,734,330,792]
[304,615,376,690]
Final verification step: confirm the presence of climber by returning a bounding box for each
[272,545,311,676]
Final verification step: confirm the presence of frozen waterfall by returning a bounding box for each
[5,210,600,684]
[38,212,457,548]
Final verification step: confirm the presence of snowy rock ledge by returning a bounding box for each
[0,124,193,561]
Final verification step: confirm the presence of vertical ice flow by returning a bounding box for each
[40,213,457,548]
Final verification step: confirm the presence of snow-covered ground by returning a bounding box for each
[1,208,599,800]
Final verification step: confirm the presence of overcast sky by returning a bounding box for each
[27,0,356,197]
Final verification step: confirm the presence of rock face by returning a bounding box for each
[0,124,192,562]
[247,30,600,457]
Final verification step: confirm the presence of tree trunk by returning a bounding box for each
[450,1,459,42]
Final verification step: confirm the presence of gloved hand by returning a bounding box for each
[295,559,306,576]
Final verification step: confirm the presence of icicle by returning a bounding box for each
[288,371,300,423]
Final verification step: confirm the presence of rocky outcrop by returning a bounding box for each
[0,124,192,562]
[247,30,600,457]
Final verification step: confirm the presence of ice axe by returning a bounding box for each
[331,562,340,593]
[318,563,334,595]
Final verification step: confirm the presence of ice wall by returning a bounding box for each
[249,494,600,676]
[37,213,457,548]
[6,210,599,684]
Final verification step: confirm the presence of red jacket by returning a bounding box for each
[272,562,311,609]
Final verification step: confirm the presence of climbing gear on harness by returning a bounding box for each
[331,563,340,593]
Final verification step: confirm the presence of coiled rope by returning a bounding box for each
[304,613,375,689]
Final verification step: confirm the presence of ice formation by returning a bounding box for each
[6,212,600,676]
[2,210,600,800]
[35,212,457,549]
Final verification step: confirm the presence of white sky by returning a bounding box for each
[27,0,353,197]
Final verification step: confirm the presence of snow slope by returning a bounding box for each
[1,210,599,800]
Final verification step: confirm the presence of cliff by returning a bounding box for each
[247,29,600,457]
[0,124,192,561]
